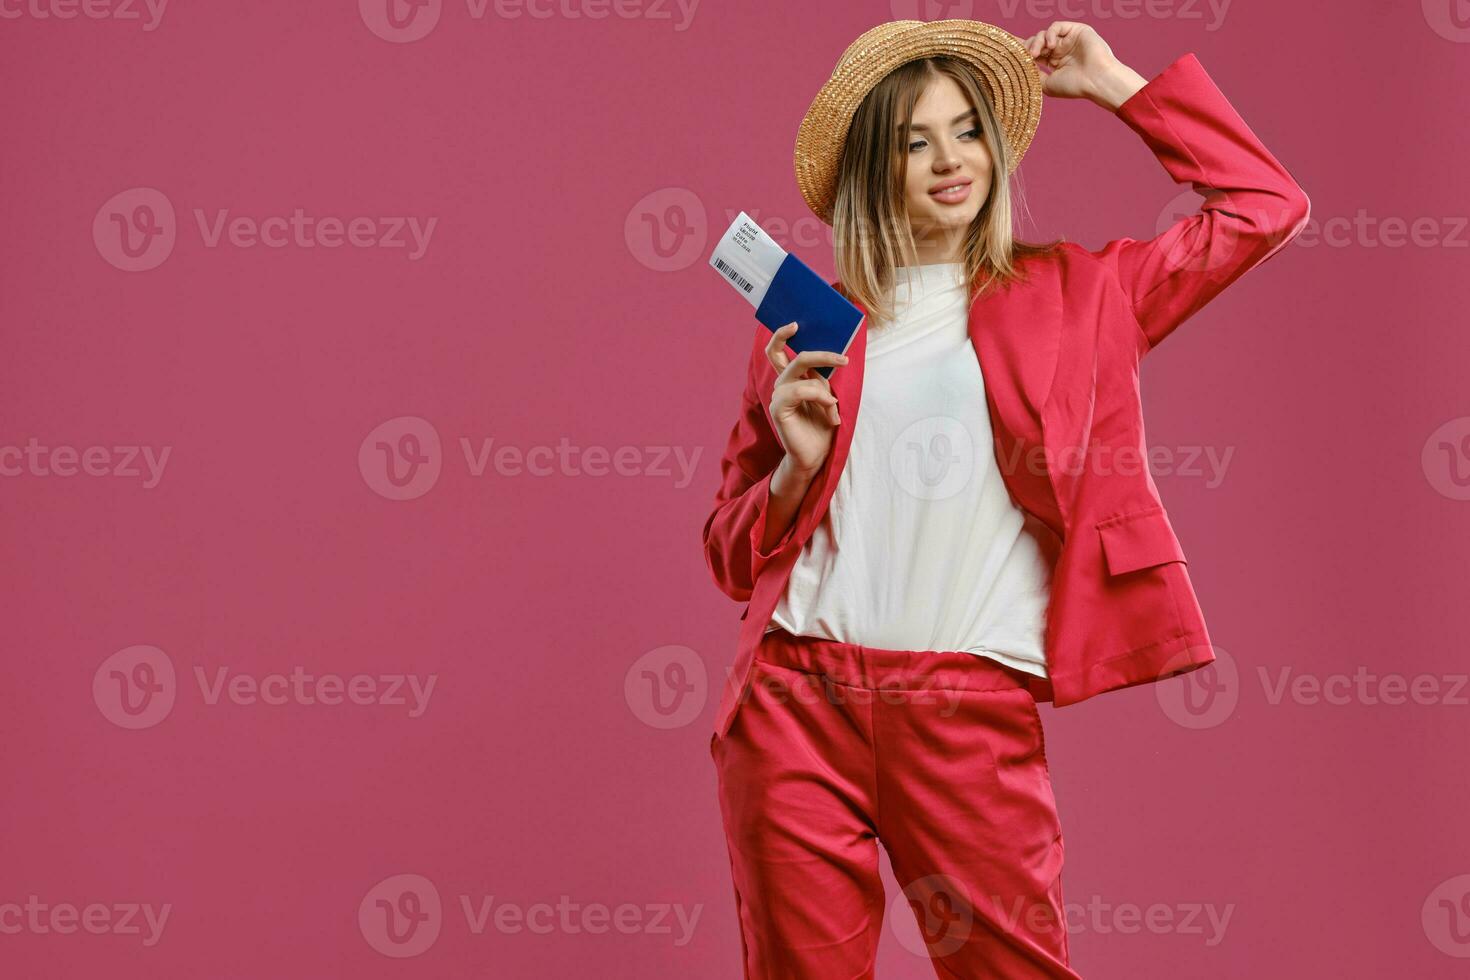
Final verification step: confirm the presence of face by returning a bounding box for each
[900,73,992,245]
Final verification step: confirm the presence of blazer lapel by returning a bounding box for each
[967,259,1063,446]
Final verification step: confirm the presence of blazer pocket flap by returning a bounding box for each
[1096,507,1186,576]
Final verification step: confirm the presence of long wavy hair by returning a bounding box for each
[830,56,1065,328]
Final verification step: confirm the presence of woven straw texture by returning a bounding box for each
[793,19,1043,226]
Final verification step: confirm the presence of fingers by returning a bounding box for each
[765,323,847,428]
[789,379,838,405]
[778,349,850,388]
[783,379,841,426]
[1025,21,1082,61]
[1025,30,1054,69]
[766,323,851,382]
[765,322,796,373]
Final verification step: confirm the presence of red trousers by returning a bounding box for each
[710,627,1081,979]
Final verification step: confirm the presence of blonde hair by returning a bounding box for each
[830,56,1064,327]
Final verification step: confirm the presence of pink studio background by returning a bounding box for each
[2,2,1467,978]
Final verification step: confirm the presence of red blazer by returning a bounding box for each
[702,52,1309,739]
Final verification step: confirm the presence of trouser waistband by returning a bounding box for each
[755,626,1033,694]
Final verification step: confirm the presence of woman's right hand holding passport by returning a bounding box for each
[757,322,849,552]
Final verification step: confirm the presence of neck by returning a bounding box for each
[903,224,966,266]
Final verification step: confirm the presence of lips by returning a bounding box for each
[929,179,972,204]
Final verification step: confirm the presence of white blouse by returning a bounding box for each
[766,261,1053,679]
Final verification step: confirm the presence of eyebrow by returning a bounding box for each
[902,109,979,134]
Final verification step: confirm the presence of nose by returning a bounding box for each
[933,156,962,176]
[932,137,962,173]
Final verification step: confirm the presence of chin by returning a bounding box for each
[926,206,979,231]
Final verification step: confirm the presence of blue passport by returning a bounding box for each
[709,211,864,380]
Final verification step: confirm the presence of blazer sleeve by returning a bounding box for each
[1088,52,1311,353]
[700,327,800,603]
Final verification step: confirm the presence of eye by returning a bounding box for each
[907,127,981,153]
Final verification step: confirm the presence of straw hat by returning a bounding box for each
[793,19,1044,226]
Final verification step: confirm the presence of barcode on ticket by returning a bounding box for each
[713,257,754,294]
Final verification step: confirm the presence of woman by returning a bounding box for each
[702,18,1308,978]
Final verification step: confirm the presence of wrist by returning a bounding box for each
[773,454,822,494]
[1086,59,1148,113]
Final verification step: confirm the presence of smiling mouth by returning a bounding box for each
[929,182,972,204]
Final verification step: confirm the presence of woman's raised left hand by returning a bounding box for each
[1023,21,1144,110]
